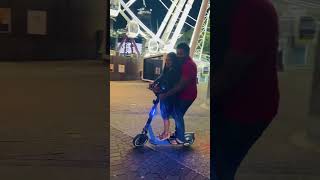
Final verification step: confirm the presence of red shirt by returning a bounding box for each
[178,57,197,101]
[223,0,280,123]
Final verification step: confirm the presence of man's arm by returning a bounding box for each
[160,63,194,99]
[163,77,189,97]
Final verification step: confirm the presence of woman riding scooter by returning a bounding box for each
[150,52,182,140]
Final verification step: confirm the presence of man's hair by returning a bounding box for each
[176,42,190,56]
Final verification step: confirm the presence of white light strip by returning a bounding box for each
[155,0,178,39]
[161,0,197,22]
[126,0,137,8]
[185,22,195,28]
[170,0,195,48]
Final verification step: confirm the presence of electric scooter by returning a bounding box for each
[132,82,195,147]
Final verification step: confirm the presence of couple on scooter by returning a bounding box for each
[150,43,197,144]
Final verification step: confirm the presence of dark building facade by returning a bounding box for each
[0,0,106,60]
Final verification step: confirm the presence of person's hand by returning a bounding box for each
[159,93,168,100]
[148,83,154,90]
[153,86,161,93]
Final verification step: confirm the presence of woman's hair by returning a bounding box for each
[166,52,180,69]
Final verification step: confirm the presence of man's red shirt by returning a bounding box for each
[178,57,197,101]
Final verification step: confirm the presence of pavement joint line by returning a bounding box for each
[146,144,210,178]
[110,125,209,179]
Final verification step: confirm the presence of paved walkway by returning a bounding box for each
[111,80,320,180]
[110,127,208,180]
[110,81,211,178]
[235,70,320,180]
[3,61,320,179]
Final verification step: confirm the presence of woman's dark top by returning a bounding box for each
[154,65,181,119]
[154,65,181,93]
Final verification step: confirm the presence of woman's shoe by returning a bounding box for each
[159,132,170,140]
[157,132,165,140]
[169,138,184,145]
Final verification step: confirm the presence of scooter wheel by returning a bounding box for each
[132,134,149,147]
[184,134,195,146]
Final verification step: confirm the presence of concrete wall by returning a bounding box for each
[110,55,141,81]
[0,0,106,60]
[276,70,312,127]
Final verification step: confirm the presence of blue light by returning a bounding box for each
[152,108,156,116]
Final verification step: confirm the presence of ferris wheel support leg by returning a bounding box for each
[190,0,209,58]
[198,10,210,61]
[131,38,140,56]
[117,36,127,52]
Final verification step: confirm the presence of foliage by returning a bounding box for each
[176,27,210,54]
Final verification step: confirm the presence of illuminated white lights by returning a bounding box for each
[127,20,140,38]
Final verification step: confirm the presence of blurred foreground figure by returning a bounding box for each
[212,0,280,179]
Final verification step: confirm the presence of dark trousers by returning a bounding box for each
[212,116,270,180]
[172,99,194,142]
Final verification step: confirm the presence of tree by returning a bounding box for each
[176,26,210,55]
[176,28,194,46]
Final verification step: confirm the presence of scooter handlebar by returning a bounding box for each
[148,82,164,95]
[153,95,160,104]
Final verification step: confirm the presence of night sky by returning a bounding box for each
[113,0,202,32]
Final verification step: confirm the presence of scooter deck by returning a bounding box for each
[149,137,172,145]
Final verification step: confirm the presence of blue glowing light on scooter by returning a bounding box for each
[133,85,196,147]
[151,108,156,116]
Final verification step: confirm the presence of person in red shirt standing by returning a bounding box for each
[160,43,197,144]
[213,0,280,179]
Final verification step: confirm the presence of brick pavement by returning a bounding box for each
[110,81,211,178]
[110,127,209,180]
[110,80,320,180]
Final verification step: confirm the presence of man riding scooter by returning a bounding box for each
[132,43,197,147]
[154,43,198,144]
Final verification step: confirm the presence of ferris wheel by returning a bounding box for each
[110,0,209,57]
